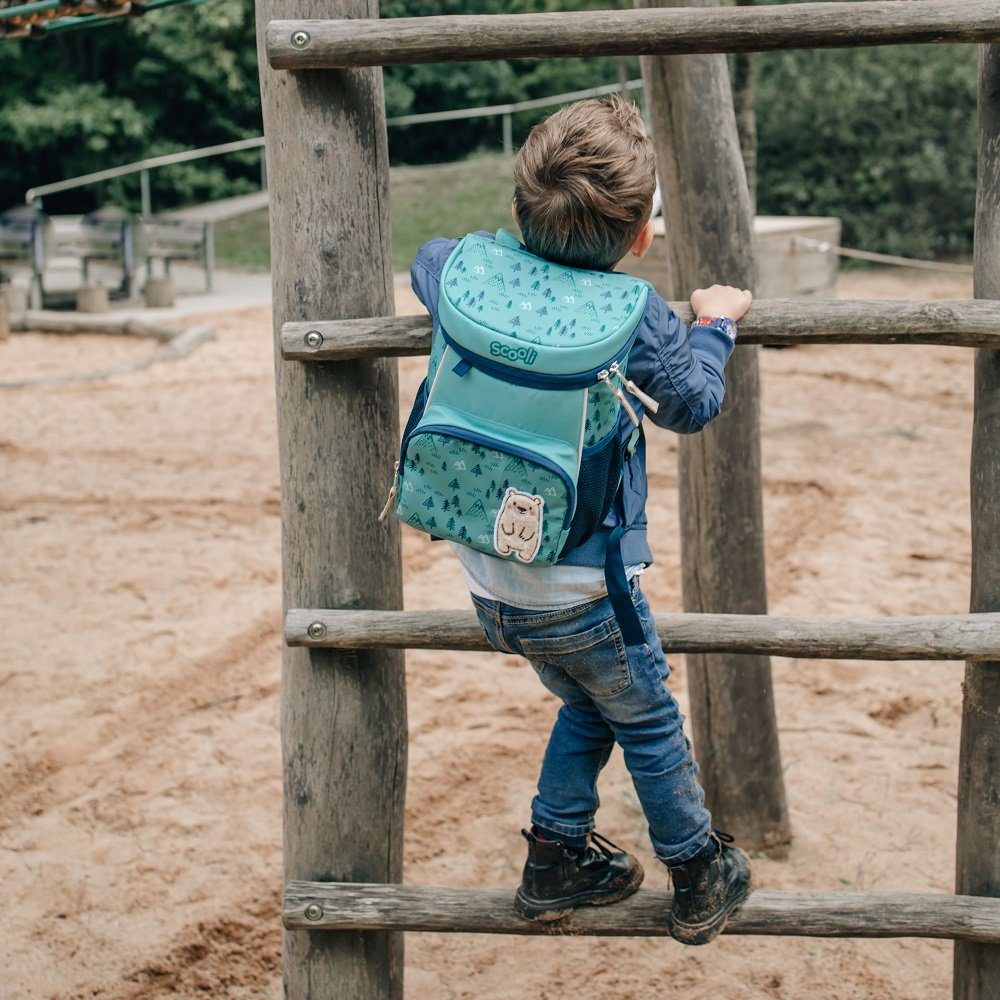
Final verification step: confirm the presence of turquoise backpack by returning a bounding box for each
[383,228,659,644]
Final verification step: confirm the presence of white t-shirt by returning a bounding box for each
[452,542,645,609]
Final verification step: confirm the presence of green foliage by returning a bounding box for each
[0,0,980,261]
[381,0,637,163]
[754,44,977,259]
[0,0,261,213]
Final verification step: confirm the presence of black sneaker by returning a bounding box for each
[666,830,752,945]
[514,828,644,922]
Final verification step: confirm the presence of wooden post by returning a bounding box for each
[255,3,407,998]
[638,0,790,852]
[143,276,175,309]
[76,284,109,314]
[954,42,1000,1000]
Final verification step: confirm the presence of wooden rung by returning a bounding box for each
[267,0,1000,70]
[284,882,1000,943]
[281,299,1000,360]
[285,610,1000,661]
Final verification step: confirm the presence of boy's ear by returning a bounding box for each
[630,218,656,259]
[511,200,519,225]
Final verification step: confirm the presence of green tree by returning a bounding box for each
[754,43,977,258]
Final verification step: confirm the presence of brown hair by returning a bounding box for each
[513,94,656,270]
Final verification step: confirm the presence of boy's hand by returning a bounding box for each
[690,285,752,322]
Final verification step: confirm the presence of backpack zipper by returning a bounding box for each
[597,363,639,426]
[439,326,639,391]
[597,361,660,424]
[378,461,400,522]
[405,423,576,533]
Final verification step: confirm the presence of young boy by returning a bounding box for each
[409,95,753,945]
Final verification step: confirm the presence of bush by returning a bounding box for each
[754,44,978,259]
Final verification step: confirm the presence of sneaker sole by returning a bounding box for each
[513,861,645,923]
[668,871,753,946]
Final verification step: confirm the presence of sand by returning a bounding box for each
[0,266,977,999]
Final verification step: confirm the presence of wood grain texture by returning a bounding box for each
[640,0,789,854]
[955,42,1000,1000]
[284,883,1000,943]
[285,609,1000,661]
[256,1,406,997]
[266,0,1000,69]
[281,299,1000,360]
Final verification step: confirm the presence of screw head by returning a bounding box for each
[307,621,327,640]
[304,329,324,349]
[304,903,323,921]
[291,29,311,49]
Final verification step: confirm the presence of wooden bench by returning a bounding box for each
[143,218,215,292]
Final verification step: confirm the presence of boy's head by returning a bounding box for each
[512,94,657,271]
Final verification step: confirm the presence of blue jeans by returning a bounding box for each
[472,580,713,864]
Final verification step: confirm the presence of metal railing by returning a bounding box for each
[25,136,267,215]
[23,78,642,212]
[386,77,643,155]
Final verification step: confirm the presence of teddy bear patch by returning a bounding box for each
[493,487,545,563]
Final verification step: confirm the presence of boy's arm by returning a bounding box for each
[410,237,461,311]
[628,292,737,435]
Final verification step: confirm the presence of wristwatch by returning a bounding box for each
[693,315,738,342]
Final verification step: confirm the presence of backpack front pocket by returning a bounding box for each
[396,425,574,564]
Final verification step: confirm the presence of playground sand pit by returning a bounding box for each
[0,266,977,998]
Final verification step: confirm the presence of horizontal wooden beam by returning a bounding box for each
[285,610,1000,661]
[282,300,1000,360]
[267,0,1000,69]
[284,882,1000,943]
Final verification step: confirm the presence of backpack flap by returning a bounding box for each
[438,230,649,383]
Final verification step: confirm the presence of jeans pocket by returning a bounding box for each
[521,617,631,698]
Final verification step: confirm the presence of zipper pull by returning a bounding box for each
[600,364,640,426]
[623,377,660,414]
[607,361,660,415]
[607,380,640,426]
[378,461,400,522]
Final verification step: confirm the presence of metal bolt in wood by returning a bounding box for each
[304,903,324,921]
[307,621,327,640]
[304,329,324,348]
[291,28,310,47]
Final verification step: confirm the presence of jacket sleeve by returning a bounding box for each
[409,237,461,312]
[627,291,737,435]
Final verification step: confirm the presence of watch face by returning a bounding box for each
[694,316,737,341]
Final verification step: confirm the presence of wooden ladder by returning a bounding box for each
[256,3,1000,996]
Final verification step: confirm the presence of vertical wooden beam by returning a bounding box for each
[954,42,1000,1000]
[637,0,790,852]
[255,3,407,998]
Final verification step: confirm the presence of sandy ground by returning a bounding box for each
[0,265,979,999]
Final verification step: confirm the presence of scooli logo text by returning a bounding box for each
[490,341,538,366]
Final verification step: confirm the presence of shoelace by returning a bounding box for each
[669,829,736,888]
[588,830,624,862]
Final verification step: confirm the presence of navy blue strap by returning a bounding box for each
[452,357,472,377]
[605,522,646,647]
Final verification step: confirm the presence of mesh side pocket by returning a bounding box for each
[400,378,427,448]
[563,431,623,552]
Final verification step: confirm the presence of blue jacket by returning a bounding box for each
[410,232,736,569]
